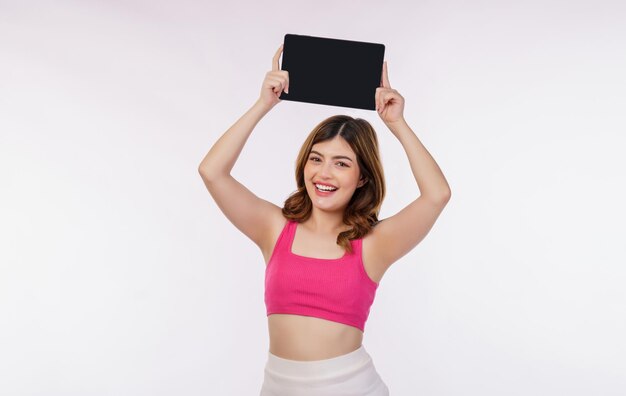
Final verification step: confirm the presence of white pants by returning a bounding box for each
[259,344,390,395]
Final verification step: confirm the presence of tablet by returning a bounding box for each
[279,34,385,111]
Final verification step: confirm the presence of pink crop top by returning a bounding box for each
[264,219,379,332]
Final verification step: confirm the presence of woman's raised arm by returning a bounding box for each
[198,44,288,178]
[198,45,289,251]
[365,61,451,274]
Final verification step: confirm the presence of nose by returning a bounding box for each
[319,161,334,178]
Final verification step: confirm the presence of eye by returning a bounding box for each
[309,156,321,162]
[337,161,349,167]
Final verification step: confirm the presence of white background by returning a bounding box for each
[1,0,625,395]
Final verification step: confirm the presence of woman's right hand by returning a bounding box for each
[258,44,290,111]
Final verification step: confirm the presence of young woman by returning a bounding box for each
[199,44,451,396]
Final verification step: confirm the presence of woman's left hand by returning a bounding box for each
[375,61,405,125]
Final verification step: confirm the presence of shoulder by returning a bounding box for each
[270,211,291,241]
[260,211,291,258]
[360,219,390,282]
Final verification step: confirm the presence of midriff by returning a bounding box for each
[267,313,363,361]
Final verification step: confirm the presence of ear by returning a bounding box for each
[357,177,368,188]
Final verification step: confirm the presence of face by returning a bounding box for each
[303,136,366,212]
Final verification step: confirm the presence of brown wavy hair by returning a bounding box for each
[281,115,386,254]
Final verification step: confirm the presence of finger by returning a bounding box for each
[379,90,394,112]
[282,70,289,94]
[272,77,288,94]
[272,44,283,71]
[270,79,284,93]
[265,75,281,90]
[381,61,391,88]
[377,88,387,112]
[274,75,288,93]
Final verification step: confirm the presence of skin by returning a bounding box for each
[302,136,367,234]
[199,43,451,361]
[265,137,375,362]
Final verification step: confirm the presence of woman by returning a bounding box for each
[198,44,451,395]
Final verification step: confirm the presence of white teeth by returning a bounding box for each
[315,183,337,192]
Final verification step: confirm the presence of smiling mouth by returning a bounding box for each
[314,183,338,192]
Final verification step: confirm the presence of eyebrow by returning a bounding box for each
[309,150,354,162]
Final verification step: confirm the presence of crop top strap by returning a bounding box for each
[285,220,297,245]
[347,236,362,260]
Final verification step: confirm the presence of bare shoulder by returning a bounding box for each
[259,207,289,265]
[361,221,389,284]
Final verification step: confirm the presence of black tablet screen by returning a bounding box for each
[279,34,385,111]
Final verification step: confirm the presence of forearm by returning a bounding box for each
[386,118,451,202]
[198,99,271,178]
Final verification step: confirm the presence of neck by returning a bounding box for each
[305,210,348,234]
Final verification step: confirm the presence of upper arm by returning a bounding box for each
[368,194,450,270]
[198,171,283,250]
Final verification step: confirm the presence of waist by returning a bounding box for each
[268,314,364,361]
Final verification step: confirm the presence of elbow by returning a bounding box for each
[198,163,228,183]
[438,189,451,204]
[198,163,209,177]
[198,162,208,174]
[425,189,451,205]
